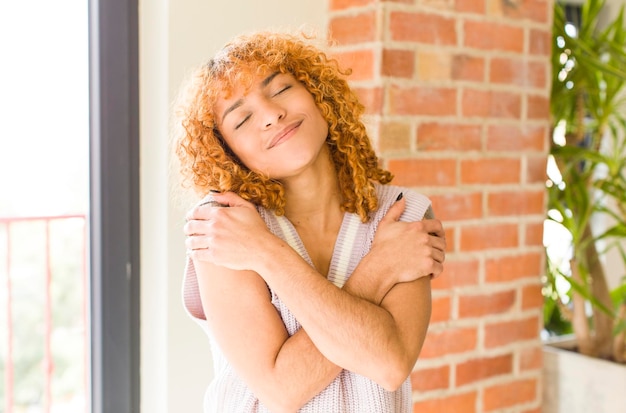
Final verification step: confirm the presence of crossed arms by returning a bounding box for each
[185,192,446,413]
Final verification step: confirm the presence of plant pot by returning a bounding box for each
[542,335,626,413]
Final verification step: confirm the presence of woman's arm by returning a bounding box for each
[194,261,334,413]
[186,194,444,410]
[250,231,433,391]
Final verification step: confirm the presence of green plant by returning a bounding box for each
[544,0,626,363]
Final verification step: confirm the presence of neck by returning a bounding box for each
[281,148,343,232]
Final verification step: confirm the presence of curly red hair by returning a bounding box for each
[173,31,393,222]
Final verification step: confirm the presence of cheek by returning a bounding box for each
[316,113,329,137]
[217,136,253,168]
[229,139,260,169]
[222,132,251,154]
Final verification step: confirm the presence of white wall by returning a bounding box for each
[139,1,327,412]
[599,0,626,28]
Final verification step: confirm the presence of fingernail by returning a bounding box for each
[199,200,223,207]
[395,192,403,202]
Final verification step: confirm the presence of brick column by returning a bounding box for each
[329,1,553,412]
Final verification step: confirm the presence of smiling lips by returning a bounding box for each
[267,121,303,149]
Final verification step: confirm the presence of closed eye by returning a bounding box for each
[235,114,251,130]
[273,85,291,96]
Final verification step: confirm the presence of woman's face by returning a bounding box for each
[214,71,329,180]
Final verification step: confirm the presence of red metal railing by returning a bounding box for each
[1,214,88,413]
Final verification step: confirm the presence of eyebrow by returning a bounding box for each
[261,71,281,87]
[220,71,282,123]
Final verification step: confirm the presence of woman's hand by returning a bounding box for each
[369,197,446,285]
[184,192,277,271]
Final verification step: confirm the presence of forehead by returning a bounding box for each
[214,69,288,121]
[216,64,276,97]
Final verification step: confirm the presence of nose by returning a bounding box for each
[260,98,286,129]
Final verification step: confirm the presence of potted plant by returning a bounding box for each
[543,0,626,411]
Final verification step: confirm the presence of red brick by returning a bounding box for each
[458,290,516,318]
[431,295,452,323]
[419,0,454,9]
[421,327,478,358]
[390,12,457,45]
[525,220,545,247]
[485,252,543,283]
[452,54,485,82]
[389,85,457,116]
[489,58,547,89]
[353,86,383,114]
[520,345,543,371]
[388,158,456,186]
[417,122,482,152]
[417,50,453,81]
[430,192,483,221]
[333,49,374,81]
[490,0,549,24]
[460,158,521,184]
[329,0,373,10]
[490,57,525,86]
[486,124,547,152]
[528,60,549,89]
[521,282,544,311]
[329,12,377,44]
[331,49,375,81]
[456,353,513,386]
[382,49,415,78]
[413,391,478,413]
[488,189,545,216]
[464,20,524,52]
[431,258,481,290]
[460,223,518,251]
[462,89,522,119]
[483,378,538,410]
[378,121,411,151]
[411,365,450,392]
[530,28,552,56]
[527,94,550,119]
[456,0,485,14]
[526,154,548,184]
[323,3,549,412]
[442,226,455,253]
[485,316,541,348]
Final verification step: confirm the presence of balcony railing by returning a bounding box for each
[1,214,88,413]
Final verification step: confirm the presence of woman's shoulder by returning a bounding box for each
[372,183,433,222]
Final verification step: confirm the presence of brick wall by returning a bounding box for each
[329,0,552,412]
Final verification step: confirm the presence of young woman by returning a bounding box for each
[176,31,446,413]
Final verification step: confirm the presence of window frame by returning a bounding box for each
[88,0,140,411]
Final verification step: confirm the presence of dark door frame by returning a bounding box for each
[88,0,140,411]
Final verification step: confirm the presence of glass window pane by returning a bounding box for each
[0,1,90,412]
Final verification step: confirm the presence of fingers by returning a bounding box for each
[185,233,208,251]
[186,191,250,221]
[415,219,447,270]
[183,192,262,266]
[426,224,446,266]
[420,241,446,277]
[210,191,254,209]
[380,194,406,224]
[183,218,207,237]
[420,218,445,238]
[429,261,445,278]
[186,203,212,222]
[428,239,446,263]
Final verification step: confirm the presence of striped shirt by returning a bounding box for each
[183,183,433,412]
